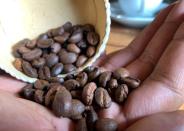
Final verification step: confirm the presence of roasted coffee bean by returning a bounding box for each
[95,118,118,131]
[34,90,44,104]
[34,80,49,90]
[63,64,77,73]
[77,40,87,49]
[99,71,112,87]
[37,39,53,48]
[38,67,45,80]
[82,82,97,105]
[95,87,112,108]
[76,118,88,131]
[108,79,118,89]
[50,43,61,53]
[54,32,70,43]
[68,31,83,43]
[38,34,48,41]
[45,54,59,67]
[76,72,88,87]
[113,68,129,80]
[87,32,100,46]
[51,63,63,76]
[67,43,81,54]
[22,61,38,78]
[123,77,141,89]
[70,99,85,120]
[22,48,42,61]
[88,67,101,81]
[43,66,51,80]
[76,55,88,67]
[83,24,95,32]
[64,79,80,91]
[71,25,82,33]
[86,107,98,131]
[71,90,82,99]
[21,84,35,100]
[86,46,96,57]
[49,77,64,84]
[51,27,65,37]
[26,39,37,49]
[18,46,31,54]
[63,21,72,32]
[13,58,23,71]
[59,50,78,64]
[45,85,62,107]
[32,58,46,68]
[52,86,72,117]
[115,84,128,103]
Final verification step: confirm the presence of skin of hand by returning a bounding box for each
[1,1,184,131]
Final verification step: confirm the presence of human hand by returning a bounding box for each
[97,0,184,130]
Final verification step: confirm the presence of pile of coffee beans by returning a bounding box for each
[12,22,100,78]
[21,66,140,131]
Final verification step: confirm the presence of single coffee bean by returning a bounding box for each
[34,90,44,104]
[51,63,63,76]
[71,90,82,100]
[46,54,59,67]
[54,32,70,43]
[76,55,88,67]
[108,79,118,89]
[68,31,83,43]
[50,43,61,53]
[70,99,85,120]
[95,87,112,108]
[99,71,112,87]
[82,82,97,105]
[87,32,100,46]
[77,40,87,49]
[82,24,95,32]
[86,107,98,131]
[76,118,88,131]
[32,58,46,68]
[64,79,80,91]
[22,61,38,78]
[26,39,37,49]
[45,85,62,107]
[115,84,128,103]
[113,68,129,80]
[22,48,42,61]
[52,86,72,117]
[123,77,141,89]
[76,72,88,87]
[95,118,118,131]
[62,21,72,32]
[43,66,51,80]
[49,77,64,84]
[51,27,65,37]
[18,46,31,54]
[59,50,78,64]
[21,84,35,100]
[34,80,49,90]
[88,67,101,81]
[13,58,23,71]
[63,64,77,73]
[67,43,81,54]
[37,39,53,48]
[38,67,46,80]
[86,46,96,57]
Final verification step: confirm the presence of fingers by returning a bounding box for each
[125,111,184,131]
[101,4,174,70]
[126,0,184,80]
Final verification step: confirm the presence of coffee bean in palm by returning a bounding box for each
[22,48,42,61]
[51,63,63,76]
[34,90,44,104]
[51,27,65,37]
[86,107,98,131]
[70,99,85,120]
[37,39,53,48]
[22,61,38,78]
[54,32,70,43]
[76,72,88,87]
[71,90,82,100]
[67,43,81,54]
[49,77,64,84]
[45,54,59,67]
[21,84,35,100]
[32,58,46,68]
[52,86,72,117]
[115,84,128,103]
[34,80,49,90]
[87,32,100,46]
[50,43,61,53]
[99,71,112,87]
[62,21,72,32]
[123,77,141,89]
[76,118,88,131]
[95,87,112,108]
[86,46,96,57]
[13,58,23,72]
[88,67,101,81]
[68,31,83,43]
[95,118,118,131]
[18,46,31,54]
[64,79,80,91]
[77,40,87,49]
[113,68,129,80]
[63,64,77,73]
[43,66,51,79]
[38,67,46,80]
[76,55,88,67]
[82,82,97,105]
[59,50,78,64]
